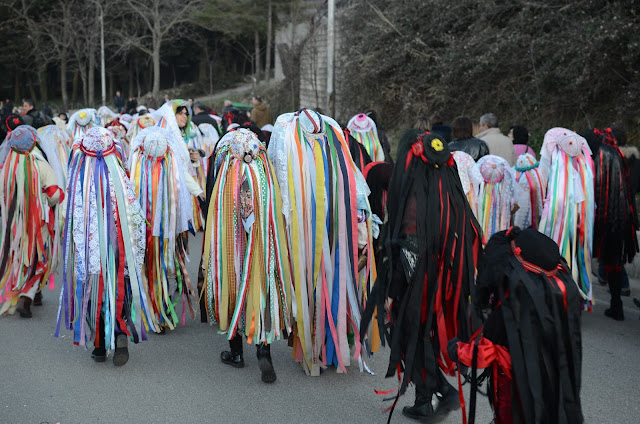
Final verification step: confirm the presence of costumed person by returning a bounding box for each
[197,122,220,160]
[589,128,638,320]
[344,127,373,171]
[538,128,595,310]
[366,109,394,166]
[97,105,119,127]
[106,119,130,158]
[37,124,72,265]
[202,128,292,383]
[452,150,482,219]
[513,153,547,230]
[56,127,150,366]
[3,113,25,137]
[347,113,385,162]
[362,160,392,255]
[221,106,250,133]
[360,129,482,423]
[38,124,72,161]
[155,100,206,231]
[127,115,156,142]
[129,126,199,333]
[476,155,521,243]
[448,227,583,424]
[67,108,101,142]
[0,126,64,317]
[268,108,376,376]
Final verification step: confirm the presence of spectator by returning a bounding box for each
[42,104,53,119]
[413,115,430,132]
[250,96,272,129]
[163,93,170,103]
[114,90,125,113]
[429,111,452,142]
[509,125,535,158]
[221,99,234,115]
[21,98,50,129]
[58,112,68,124]
[2,98,13,116]
[191,101,221,134]
[126,97,138,115]
[476,113,516,166]
[449,116,489,161]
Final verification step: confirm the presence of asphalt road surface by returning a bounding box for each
[2,232,639,424]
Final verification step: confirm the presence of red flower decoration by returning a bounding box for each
[412,141,423,157]
[12,118,20,124]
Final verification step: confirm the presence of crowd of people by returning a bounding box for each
[0,91,638,424]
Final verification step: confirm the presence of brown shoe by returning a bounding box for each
[33,292,43,306]
[16,296,33,318]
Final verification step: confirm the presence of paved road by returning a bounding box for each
[2,232,640,424]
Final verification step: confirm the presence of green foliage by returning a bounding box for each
[340,0,640,143]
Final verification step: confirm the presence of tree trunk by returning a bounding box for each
[80,66,88,106]
[172,64,177,88]
[108,72,114,101]
[88,44,96,106]
[72,70,78,105]
[28,75,37,102]
[199,57,207,83]
[254,29,261,81]
[265,0,272,81]
[61,57,69,110]
[135,60,141,98]
[128,59,135,98]
[39,66,48,103]
[14,74,20,104]
[152,35,161,99]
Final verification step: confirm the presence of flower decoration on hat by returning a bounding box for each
[431,138,444,152]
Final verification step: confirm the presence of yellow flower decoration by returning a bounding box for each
[431,138,444,152]
[78,111,87,120]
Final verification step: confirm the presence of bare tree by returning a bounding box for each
[120,0,202,99]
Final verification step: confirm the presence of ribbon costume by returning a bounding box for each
[126,115,156,145]
[538,128,595,310]
[513,153,547,230]
[129,126,198,332]
[67,108,101,142]
[155,100,206,231]
[475,155,520,243]
[360,130,481,422]
[268,109,375,376]
[106,119,130,158]
[449,228,583,424]
[347,113,385,162]
[452,150,482,219]
[0,126,64,317]
[203,128,292,383]
[56,127,149,366]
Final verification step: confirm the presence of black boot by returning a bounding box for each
[402,385,445,423]
[16,296,32,318]
[257,343,276,383]
[33,291,43,306]
[434,378,460,414]
[605,267,624,321]
[91,346,107,362]
[113,334,129,366]
[92,317,107,363]
[221,335,244,368]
